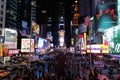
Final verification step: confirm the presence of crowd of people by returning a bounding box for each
[3,51,120,80]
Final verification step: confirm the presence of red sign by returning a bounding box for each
[8,50,19,54]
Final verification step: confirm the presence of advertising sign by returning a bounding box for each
[87,44,109,53]
[4,56,10,62]
[4,42,17,49]
[0,43,2,57]
[21,39,34,52]
[4,28,17,49]
[0,28,4,36]
[59,30,65,46]
[96,3,117,32]
[38,38,47,50]
[5,28,17,42]
[78,24,87,34]
[8,49,19,56]
[79,33,87,51]
[8,50,19,54]
[22,21,28,28]
[32,22,40,35]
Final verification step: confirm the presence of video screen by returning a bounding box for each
[38,38,47,50]
[96,3,117,32]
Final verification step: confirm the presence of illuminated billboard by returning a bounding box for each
[21,38,34,52]
[4,28,17,49]
[96,3,117,32]
[95,2,120,54]
[78,33,87,53]
[59,30,65,46]
[87,44,109,53]
[38,38,47,50]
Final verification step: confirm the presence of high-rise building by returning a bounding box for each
[31,0,36,22]
[36,0,73,47]
[36,0,53,38]
[0,0,6,36]
[18,0,36,36]
[17,0,36,49]
[5,0,18,29]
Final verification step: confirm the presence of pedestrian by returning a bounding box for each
[115,75,120,80]
[109,68,113,78]
[103,78,107,80]
[89,69,94,80]
[83,76,87,80]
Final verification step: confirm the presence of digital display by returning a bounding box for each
[38,38,47,50]
[96,3,117,32]
[95,2,120,54]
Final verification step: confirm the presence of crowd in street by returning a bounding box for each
[2,51,120,80]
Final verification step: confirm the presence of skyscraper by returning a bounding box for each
[0,0,6,36]
[5,0,18,29]
[18,0,36,36]
[36,0,73,47]
[17,0,36,49]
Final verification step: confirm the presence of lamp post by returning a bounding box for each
[28,22,32,70]
[90,17,94,69]
[28,1,34,69]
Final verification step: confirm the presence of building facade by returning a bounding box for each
[0,0,6,36]
[5,0,18,29]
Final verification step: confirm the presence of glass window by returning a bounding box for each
[0,24,2,27]
[1,5,3,8]
[1,11,3,15]
[0,17,3,21]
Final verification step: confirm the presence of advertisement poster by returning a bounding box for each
[87,44,109,53]
[96,3,120,54]
[79,33,86,50]
[4,28,17,49]
[0,43,2,57]
[21,39,34,52]
[38,38,47,50]
[96,3,117,32]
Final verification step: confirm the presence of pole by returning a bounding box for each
[90,40,92,69]
[90,17,93,69]
[28,3,33,69]
[28,24,32,69]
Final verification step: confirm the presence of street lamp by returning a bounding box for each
[90,16,94,69]
[28,2,34,69]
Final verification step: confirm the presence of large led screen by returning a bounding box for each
[96,3,117,32]
[38,38,47,50]
[96,2,120,54]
